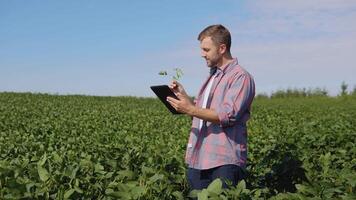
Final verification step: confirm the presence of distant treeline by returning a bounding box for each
[257,82,356,99]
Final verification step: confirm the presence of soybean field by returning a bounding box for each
[0,92,355,199]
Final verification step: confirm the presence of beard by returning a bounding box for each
[205,56,220,68]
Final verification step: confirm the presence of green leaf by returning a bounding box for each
[235,180,246,194]
[148,173,164,184]
[64,189,75,199]
[105,189,131,199]
[188,189,200,198]
[158,71,167,76]
[341,193,356,200]
[52,152,62,163]
[173,68,184,80]
[105,172,114,179]
[207,178,223,195]
[74,186,83,194]
[38,166,49,182]
[38,153,47,166]
[94,163,105,174]
[253,189,262,198]
[172,191,184,200]
[117,170,135,180]
[197,189,208,200]
[131,186,145,198]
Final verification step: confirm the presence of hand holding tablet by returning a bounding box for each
[150,85,182,114]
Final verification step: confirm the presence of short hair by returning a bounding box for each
[198,24,231,52]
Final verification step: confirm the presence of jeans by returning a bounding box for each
[187,164,246,190]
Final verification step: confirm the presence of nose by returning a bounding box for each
[201,50,206,58]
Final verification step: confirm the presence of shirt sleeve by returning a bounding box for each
[216,73,255,128]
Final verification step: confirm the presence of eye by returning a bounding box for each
[203,48,209,52]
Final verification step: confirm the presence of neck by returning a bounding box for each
[217,53,233,69]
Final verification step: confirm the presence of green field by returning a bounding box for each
[1,92,355,199]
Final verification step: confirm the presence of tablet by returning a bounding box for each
[150,85,182,114]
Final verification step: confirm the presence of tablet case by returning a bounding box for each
[150,85,182,114]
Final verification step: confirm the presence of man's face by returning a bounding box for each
[200,37,222,68]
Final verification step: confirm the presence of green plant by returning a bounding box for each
[341,81,348,96]
[1,92,355,199]
[159,68,184,81]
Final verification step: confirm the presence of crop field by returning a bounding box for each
[0,92,355,199]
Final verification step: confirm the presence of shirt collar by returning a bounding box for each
[210,67,217,75]
[210,57,238,76]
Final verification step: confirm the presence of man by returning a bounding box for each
[167,24,255,190]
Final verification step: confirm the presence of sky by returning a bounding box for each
[1,0,356,97]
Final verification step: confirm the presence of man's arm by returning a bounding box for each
[189,106,220,124]
[168,72,255,128]
[166,92,220,124]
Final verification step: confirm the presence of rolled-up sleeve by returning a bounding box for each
[216,73,255,128]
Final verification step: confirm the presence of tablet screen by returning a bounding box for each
[150,85,182,114]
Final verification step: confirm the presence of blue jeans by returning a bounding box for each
[187,164,246,190]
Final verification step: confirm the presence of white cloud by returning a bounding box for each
[235,35,356,95]
[233,0,356,43]
[229,0,356,95]
[141,0,356,96]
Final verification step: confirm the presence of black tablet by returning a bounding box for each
[150,85,182,114]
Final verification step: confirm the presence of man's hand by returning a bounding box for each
[168,80,188,97]
[167,81,195,115]
[167,80,220,124]
[167,93,196,115]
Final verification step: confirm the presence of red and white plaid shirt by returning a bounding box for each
[185,58,255,170]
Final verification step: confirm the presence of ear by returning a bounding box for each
[219,44,227,55]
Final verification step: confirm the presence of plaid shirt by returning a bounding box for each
[185,58,255,170]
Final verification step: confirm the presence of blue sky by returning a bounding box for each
[1,0,356,96]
